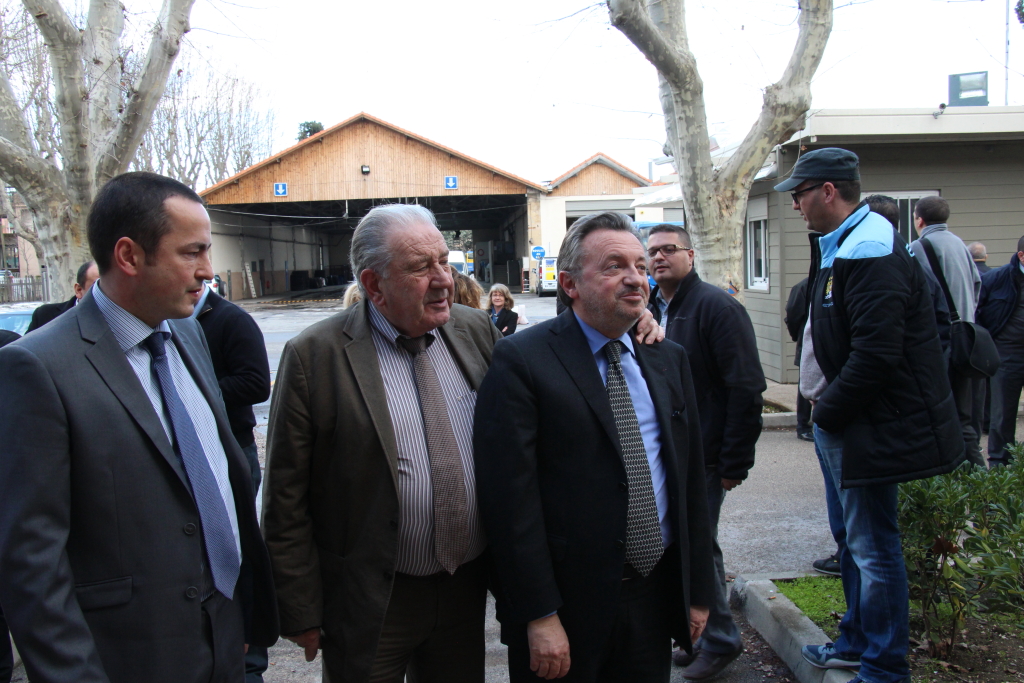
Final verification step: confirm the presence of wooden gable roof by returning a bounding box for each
[546,153,651,197]
[201,112,546,205]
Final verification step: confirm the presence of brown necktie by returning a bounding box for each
[397,333,470,574]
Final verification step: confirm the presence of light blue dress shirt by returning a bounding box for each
[573,312,670,547]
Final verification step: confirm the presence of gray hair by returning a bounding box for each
[556,211,641,309]
[350,203,439,295]
[968,242,987,260]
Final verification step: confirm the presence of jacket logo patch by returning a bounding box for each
[823,275,834,306]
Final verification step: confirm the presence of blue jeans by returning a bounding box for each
[813,425,909,683]
[693,472,742,655]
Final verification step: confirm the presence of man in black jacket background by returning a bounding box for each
[194,285,273,683]
[647,224,765,680]
[26,260,99,333]
[975,237,1024,466]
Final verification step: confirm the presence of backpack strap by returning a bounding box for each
[919,238,961,323]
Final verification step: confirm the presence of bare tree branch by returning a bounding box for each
[0,134,65,207]
[84,0,125,152]
[21,0,92,201]
[97,0,196,183]
[0,185,43,260]
[607,0,695,93]
[716,0,832,198]
[0,70,34,151]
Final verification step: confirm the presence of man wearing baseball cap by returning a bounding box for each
[778,148,963,683]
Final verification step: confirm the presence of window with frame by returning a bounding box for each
[746,196,769,291]
[862,190,940,244]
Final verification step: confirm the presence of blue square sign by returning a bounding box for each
[444,176,458,190]
[274,182,288,197]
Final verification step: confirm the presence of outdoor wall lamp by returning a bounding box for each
[361,165,370,175]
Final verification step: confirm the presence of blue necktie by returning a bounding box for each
[143,331,239,599]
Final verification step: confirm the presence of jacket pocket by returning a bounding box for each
[75,576,132,611]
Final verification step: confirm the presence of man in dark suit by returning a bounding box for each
[0,172,278,683]
[26,260,99,332]
[474,211,715,682]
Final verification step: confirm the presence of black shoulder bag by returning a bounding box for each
[919,238,1000,379]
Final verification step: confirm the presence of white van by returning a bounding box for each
[449,250,467,274]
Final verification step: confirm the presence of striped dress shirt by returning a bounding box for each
[368,302,485,576]
[92,283,242,561]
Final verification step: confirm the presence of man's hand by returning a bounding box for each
[635,308,665,345]
[284,628,321,662]
[527,614,571,679]
[721,478,743,491]
[689,606,710,643]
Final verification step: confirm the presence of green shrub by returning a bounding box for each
[898,452,1024,659]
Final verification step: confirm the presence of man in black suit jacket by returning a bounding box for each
[475,212,715,682]
[26,260,99,332]
[0,172,278,683]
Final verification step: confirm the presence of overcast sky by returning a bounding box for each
[171,0,1023,188]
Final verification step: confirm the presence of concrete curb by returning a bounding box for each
[732,575,855,683]
[762,411,797,428]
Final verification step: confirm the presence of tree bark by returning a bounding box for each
[608,0,832,301]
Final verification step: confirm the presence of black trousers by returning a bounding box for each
[796,392,812,433]
[0,604,12,683]
[335,555,487,683]
[508,552,675,683]
[951,369,985,466]
[988,350,1024,464]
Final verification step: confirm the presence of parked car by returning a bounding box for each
[0,311,34,336]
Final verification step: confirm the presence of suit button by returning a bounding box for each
[619,482,627,492]
[185,586,199,599]
[184,523,197,535]
[383,571,394,581]
[389,519,398,529]
[615,540,625,549]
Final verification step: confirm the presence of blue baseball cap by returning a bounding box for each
[774,148,860,192]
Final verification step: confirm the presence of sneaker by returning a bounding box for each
[800,643,860,669]
[797,430,815,442]
[812,553,841,576]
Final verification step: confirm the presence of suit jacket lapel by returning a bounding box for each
[78,296,191,492]
[343,301,401,489]
[439,313,489,391]
[548,310,621,453]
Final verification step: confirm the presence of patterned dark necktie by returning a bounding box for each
[397,333,469,574]
[604,340,664,577]
[143,332,240,599]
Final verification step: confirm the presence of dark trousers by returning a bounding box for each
[0,605,12,683]
[695,473,741,655]
[508,553,675,683]
[239,441,268,683]
[951,369,985,466]
[338,555,487,683]
[988,351,1024,464]
[197,589,246,683]
[796,392,812,433]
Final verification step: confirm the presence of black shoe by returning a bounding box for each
[673,647,700,668]
[812,553,841,576]
[797,430,815,442]
[681,648,743,680]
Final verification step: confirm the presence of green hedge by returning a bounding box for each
[898,449,1024,659]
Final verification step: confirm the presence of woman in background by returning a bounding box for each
[453,271,484,309]
[488,283,517,336]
